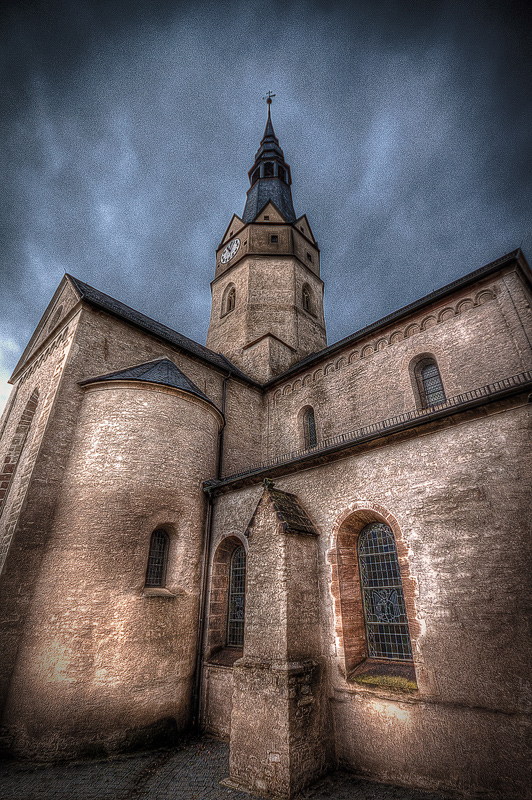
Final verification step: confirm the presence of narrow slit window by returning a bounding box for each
[227,545,246,647]
[358,522,412,661]
[145,529,169,587]
[303,406,317,448]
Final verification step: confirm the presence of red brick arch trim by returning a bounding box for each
[206,535,247,659]
[328,500,419,677]
[0,389,39,517]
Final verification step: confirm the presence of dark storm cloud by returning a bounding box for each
[1,0,532,408]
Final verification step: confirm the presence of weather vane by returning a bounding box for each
[263,91,276,106]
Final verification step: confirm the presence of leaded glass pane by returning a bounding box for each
[421,363,445,405]
[358,523,412,661]
[304,408,317,448]
[227,546,246,647]
[145,529,169,587]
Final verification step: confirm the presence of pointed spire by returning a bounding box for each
[242,96,296,223]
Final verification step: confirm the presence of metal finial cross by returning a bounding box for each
[263,91,276,105]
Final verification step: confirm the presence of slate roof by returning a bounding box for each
[67,275,254,384]
[247,480,317,537]
[80,357,220,410]
[242,108,296,223]
[242,181,296,224]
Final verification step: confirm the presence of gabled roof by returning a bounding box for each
[67,275,255,384]
[246,480,317,537]
[79,357,218,409]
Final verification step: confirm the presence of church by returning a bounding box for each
[0,101,530,799]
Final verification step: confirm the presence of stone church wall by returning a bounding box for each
[0,299,262,758]
[0,313,80,719]
[206,399,531,797]
[264,269,532,464]
[1,375,221,758]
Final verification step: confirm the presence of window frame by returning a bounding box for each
[145,528,170,588]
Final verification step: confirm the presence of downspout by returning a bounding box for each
[191,369,230,730]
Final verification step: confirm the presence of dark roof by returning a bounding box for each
[242,180,296,223]
[264,248,527,386]
[67,275,255,384]
[80,357,220,410]
[247,480,317,536]
[242,107,296,223]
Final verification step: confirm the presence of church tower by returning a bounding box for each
[206,100,327,383]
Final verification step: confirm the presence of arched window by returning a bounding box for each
[410,355,446,409]
[302,285,311,312]
[227,545,246,647]
[145,529,169,587]
[358,522,412,661]
[0,388,39,517]
[302,406,317,449]
[222,284,236,316]
[263,162,274,178]
[420,362,445,406]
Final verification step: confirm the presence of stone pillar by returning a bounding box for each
[227,482,333,798]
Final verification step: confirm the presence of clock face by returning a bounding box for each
[220,238,240,264]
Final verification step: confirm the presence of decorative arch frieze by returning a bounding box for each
[270,287,495,402]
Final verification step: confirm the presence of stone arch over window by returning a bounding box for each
[0,388,39,517]
[221,283,236,316]
[145,528,170,587]
[207,535,247,659]
[300,405,317,449]
[302,283,312,312]
[410,354,446,409]
[329,503,418,680]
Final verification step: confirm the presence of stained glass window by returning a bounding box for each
[145,529,169,587]
[227,545,246,647]
[421,362,445,406]
[303,407,317,448]
[358,522,412,661]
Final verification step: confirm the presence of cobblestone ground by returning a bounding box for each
[0,737,455,800]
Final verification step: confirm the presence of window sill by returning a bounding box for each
[142,587,176,598]
[348,659,417,693]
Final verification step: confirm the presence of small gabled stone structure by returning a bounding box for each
[228,481,333,798]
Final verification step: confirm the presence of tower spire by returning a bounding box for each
[242,96,296,223]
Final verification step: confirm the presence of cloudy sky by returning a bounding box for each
[1,0,532,412]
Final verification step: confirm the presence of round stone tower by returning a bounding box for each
[1,358,223,759]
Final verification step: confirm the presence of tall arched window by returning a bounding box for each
[302,285,311,312]
[358,522,412,661]
[222,283,236,316]
[420,362,445,406]
[302,406,317,449]
[226,287,236,312]
[227,545,246,647]
[411,355,446,408]
[145,529,169,587]
[0,388,39,517]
